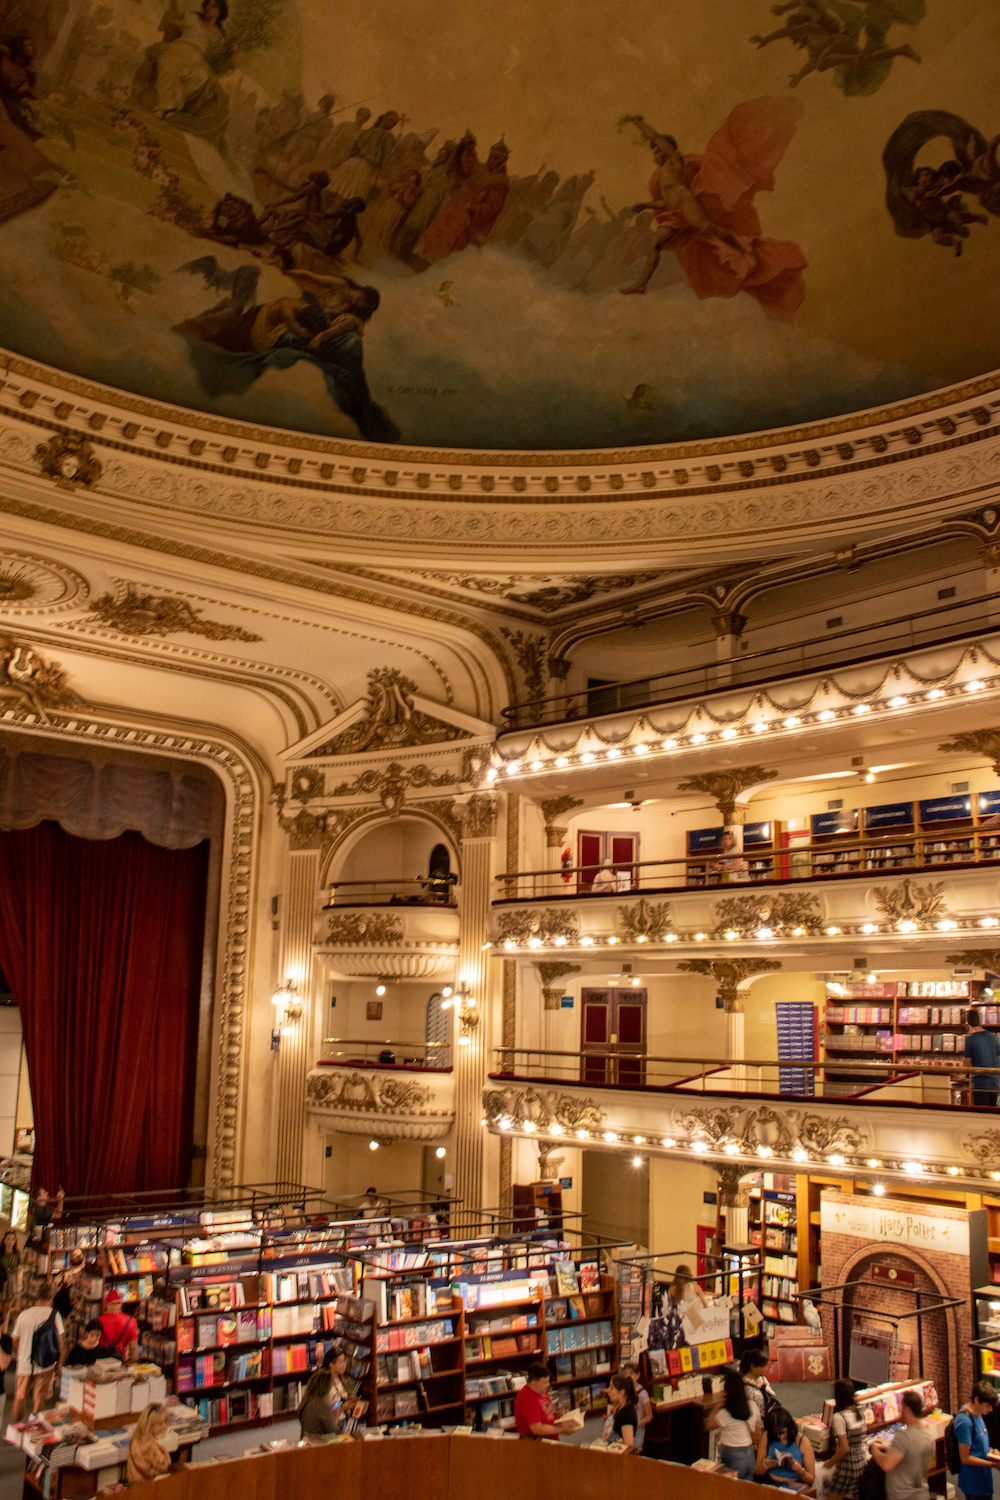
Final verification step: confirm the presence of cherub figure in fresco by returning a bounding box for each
[617,99,807,321]
[750,1,923,96]
[883,109,1000,256]
[173,263,398,442]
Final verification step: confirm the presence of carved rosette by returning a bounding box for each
[306,1066,454,1139]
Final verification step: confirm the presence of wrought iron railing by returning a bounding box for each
[499,592,1000,731]
[490,1045,998,1103]
[320,1037,452,1070]
[324,877,457,907]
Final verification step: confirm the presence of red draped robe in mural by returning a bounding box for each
[415,153,510,264]
[651,96,807,321]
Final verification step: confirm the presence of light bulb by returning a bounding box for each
[522,1121,535,1133]
[368,1140,379,1151]
[458,1034,471,1046]
[633,1136,645,1145]
[928,689,944,700]
[442,986,453,998]
[581,752,595,763]
[550,1124,563,1136]
[819,710,835,721]
[576,1128,589,1140]
[784,717,800,728]
[695,933,706,941]
[662,1138,676,1149]
[722,728,736,740]
[556,757,568,767]
[982,918,999,928]
[873,1184,885,1196]
[902,1161,924,1174]
[486,769,498,782]
[634,744,649,755]
[607,748,621,759]
[898,920,916,933]
[725,931,738,941]
[692,733,707,744]
[827,1153,845,1166]
[664,933,677,942]
[792,927,805,936]
[889,696,907,708]
[791,1149,808,1163]
[554,935,567,946]
[636,934,647,943]
[724,1142,740,1156]
[691,1141,708,1154]
[752,723,767,734]
[580,936,594,946]
[607,936,618,945]
[498,1117,511,1131]
[528,937,542,948]
[531,760,543,770]
[506,763,520,775]
[967,680,984,693]
[375,984,386,996]
[948,1166,960,1176]
[757,1146,773,1158]
[603,1131,617,1143]
[757,928,773,939]
[435,1147,447,1159]
[503,940,515,950]
[826,926,840,936]
[854,704,871,715]
[632,1155,643,1168]
[861,924,877,934]
[866,1159,880,1169]
[662,739,677,750]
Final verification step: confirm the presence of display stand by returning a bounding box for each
[798,1276,964,1385]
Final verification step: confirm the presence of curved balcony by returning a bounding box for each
[307,1039,454,1140]
[315,885,459,979]
[484,1047,1000,1190]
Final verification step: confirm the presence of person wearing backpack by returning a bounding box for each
[951,1382,999,1500]
[96,1288,138,1363]
[10,1283,64,1420]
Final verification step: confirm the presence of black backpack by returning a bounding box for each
[944,1418,960,1475]
[858,1457,887,1500]
[30,1310,60,1371]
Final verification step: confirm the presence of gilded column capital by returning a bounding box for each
[453,790,499,839]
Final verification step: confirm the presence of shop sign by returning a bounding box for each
[559,1177,573,1189]
[811,809,858,836]
[687,826,723,851]
[979,791,1000,817]
[872,1264,916,1287]
[821,1199,969,1255]
[682,1298,733,1346]
[920,795,972,822]
[744,822,772,845]
[863,802,914,829]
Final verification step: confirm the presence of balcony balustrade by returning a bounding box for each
[498,592,999,736]
[307,1037,454,1140]
[484,1047,1000,1191]
[315,890,459,979]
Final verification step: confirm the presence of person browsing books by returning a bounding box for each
[97,1289,138,1363]
[66,1319,120,1368]
[622,1362,651,1449]
[964,1011,1000,1106]
[321,1342,366,1420]
[299,1367,359,1438]
[952,1381,999,1500]
[606,1373,638,1451]
[514,1362,580,1439]
[871,1390,934,1500]
[755,1406,815,1487]
[126,1403,172,1484]
[826,1380,869,1499]
[706,1368,761,1481]
[741,1347,778,1426]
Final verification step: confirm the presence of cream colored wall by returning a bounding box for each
[649,1156,719,1261]
[321,1133,427,1201]
[335,819,457,885]
[322,978,445,1049]
[548,754,1000,877]
[742,971,826,1064]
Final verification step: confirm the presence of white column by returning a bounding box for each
[452,793,498,1218]
[274,848,320,1184]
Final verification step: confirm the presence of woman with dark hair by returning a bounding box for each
[299,1368,342,1438]
[827,1379,868,1499]
[606,1372,638,1450]
[707,1367,761,1481]
[756,1406,815,1487]
[321,1340,365,1420]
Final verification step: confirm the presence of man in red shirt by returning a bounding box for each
[97,1290,138,1363]
[514,1362,577,1440]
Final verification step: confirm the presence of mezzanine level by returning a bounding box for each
[307,1038,454,1140]
[483,1048,1000,1194]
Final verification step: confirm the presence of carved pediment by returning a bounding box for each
[307,668,472,756]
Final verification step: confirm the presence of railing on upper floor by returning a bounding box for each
[489,1046,998,1105]
[494,830,1000,903]
[499,591,1000,732]
[323,876,458,908]
[320,1036,452,1070]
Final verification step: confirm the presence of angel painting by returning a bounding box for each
[618,97,807,322]
[883,110,1000,256]
[750,1,923,97]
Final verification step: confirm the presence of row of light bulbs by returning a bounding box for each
[496,913,999,953]
[486,1118,999,1185]
[490,680,992,778]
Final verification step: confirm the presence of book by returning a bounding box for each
[555,1261,579,1295]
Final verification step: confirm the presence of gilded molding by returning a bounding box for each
[0,699,262,1187]
[0,635,81,720]
[310,668,472,757]
[0,552,90,614]
[86,589,263,642]
[326,913,403,945]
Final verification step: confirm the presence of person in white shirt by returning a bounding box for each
[11,1284,64,1420]
[707,1368,762,1481]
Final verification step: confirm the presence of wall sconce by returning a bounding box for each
[272,978,302,1039]
[452,981,480,1045]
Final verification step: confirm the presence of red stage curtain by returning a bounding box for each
[0,821,209,1198]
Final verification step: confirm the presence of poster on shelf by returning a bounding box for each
[682,1297,733,1347]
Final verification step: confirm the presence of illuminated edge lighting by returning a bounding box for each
[487,1125,967,1183]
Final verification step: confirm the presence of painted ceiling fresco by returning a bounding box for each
[0,0,997,449]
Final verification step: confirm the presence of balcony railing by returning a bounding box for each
[495,833,1000,903]
[490,1046,998,1105]
[324,877,457,908]
[499,592,999,731]
[320,1037,451,1071]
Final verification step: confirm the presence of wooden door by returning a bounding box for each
[581,988,647,1086]
[576,831,603,894]
[610,833,639,892]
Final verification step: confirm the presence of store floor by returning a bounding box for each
[0,1376,856,1500]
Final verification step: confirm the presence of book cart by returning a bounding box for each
[618,1247,762,1465]
[356,1224,623,1432]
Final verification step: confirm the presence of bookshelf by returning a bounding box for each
[822,978,981,1095]
[685,821,779,887]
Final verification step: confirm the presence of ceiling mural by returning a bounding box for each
[0,0,996,451]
